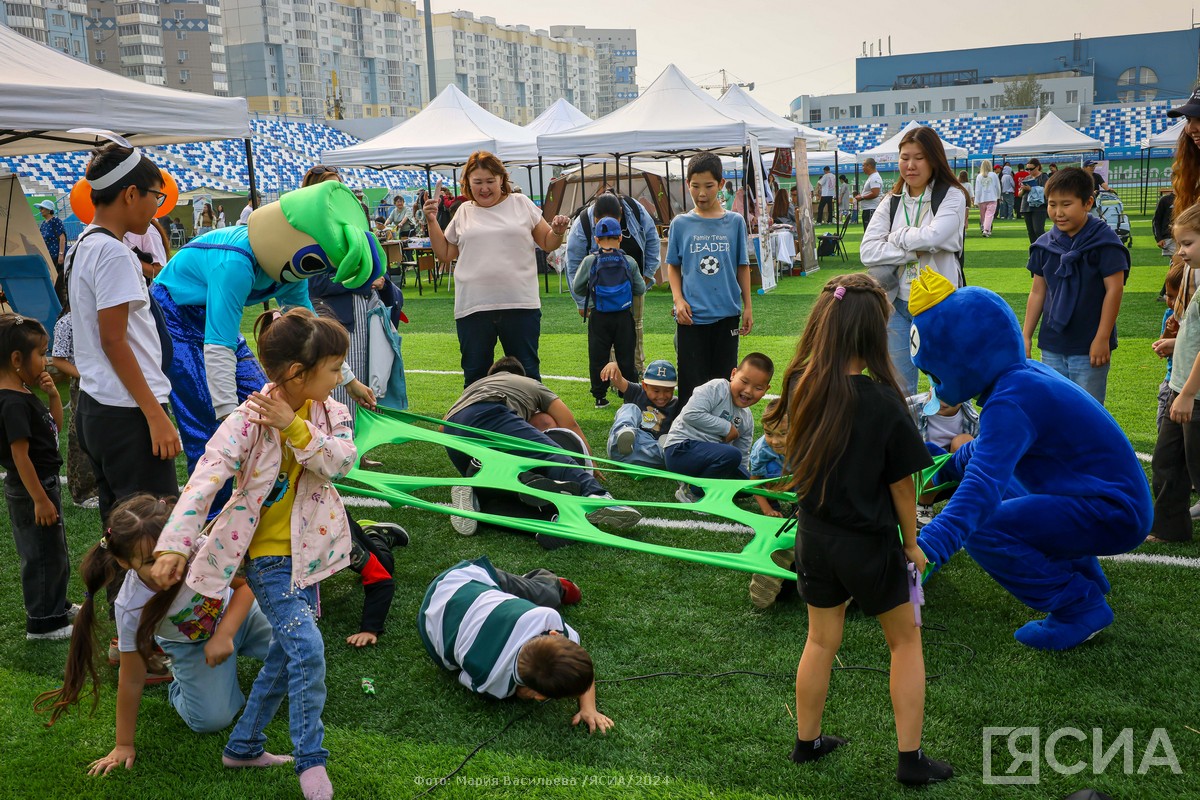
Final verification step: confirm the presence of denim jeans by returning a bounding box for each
[455,308,542,387]
[225,556,328,773]
[999,192,1015,219]
[4,474,71,634]
[887,297,919,396]
[663,439,748,496]
[158,600,273,734]
[606,403,666,468]
[1040,351,1110,405]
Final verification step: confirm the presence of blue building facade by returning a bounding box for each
[853,29,1198,105]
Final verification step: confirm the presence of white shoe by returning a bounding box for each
[614,427,635,456]
[585,492,641,529]
[78,496,100,509]
[66,603,81,622]
[27,624,73,641]
[675,483,698,504]
[450,485,479,536]
[1190,501,1200,520]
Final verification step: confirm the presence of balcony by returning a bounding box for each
[122,53,164,67]
[119,34,161,47]
[116,12,158,26]
[68,2,88,14]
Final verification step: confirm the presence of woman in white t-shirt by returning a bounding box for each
[974,159,1000,237]
[424,151,571,386]
[66,142,181,523]
[860,126,967,395]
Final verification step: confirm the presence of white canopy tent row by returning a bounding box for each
[858,120,969,163]
[991,111,1104,158]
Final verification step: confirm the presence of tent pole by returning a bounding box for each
[627,156,634,200]
[425,167,432,194]
[679,155,687,210]
[524,165,532,200]
[452,167,457,192]
[834,150,840,221]
[244,139,258,204]
[538,156,545,208]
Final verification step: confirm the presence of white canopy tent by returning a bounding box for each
[992,111,1104,157]
[858,120,968,162]
[536,64,750,159]
[718,84,837,150]
[1145,119,1185,149]
[806,149,859,166]
[525,98,592,137]
[0,23,250,155]
[322,84,538,169]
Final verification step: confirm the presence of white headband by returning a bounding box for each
[86,147,144,191]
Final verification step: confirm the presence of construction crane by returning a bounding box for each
[698,69,754,94]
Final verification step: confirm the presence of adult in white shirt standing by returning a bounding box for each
[860,126,968,395]
[854,158,884,230]
[425,151,572,386]
[66,142,181,524]
[973,159,1000,237]
[816,166,837,225]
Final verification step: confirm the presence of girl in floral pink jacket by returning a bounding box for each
[153,309,361,800]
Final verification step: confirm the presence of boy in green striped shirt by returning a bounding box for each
[418,556,612,732]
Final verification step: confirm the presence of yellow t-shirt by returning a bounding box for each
[248,401,313,559]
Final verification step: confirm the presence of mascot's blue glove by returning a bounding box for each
[917,518,960,573]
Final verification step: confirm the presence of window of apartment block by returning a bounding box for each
[871,103,884,116]
[1040,91,1054,106]
[179,69,190,83]
[941,98,955,112]
[966,96,979,109]
[1066,89,1078,104]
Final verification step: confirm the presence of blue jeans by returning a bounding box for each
[887,297,919,396]
[158,601,273,734]
[999,192,1015,219]
[225,557,328,773]
[606,403,666,468]
[1041,351,1110,405]
[664,440,748,495]
[455,308,541,387]
[446,402,604,497]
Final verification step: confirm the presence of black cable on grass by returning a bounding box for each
[407,619,975,798]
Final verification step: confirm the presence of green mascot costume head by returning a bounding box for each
[247,180,383,287]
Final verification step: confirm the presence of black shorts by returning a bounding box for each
[794,510,909,617]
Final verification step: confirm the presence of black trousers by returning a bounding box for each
[1150,391,1200,542]
[1024,205,1048,243]
[817,196,834,224]
[676,315,742,405]
[587,309,635,400]
[4,474,71,633]
[861,209,875,230]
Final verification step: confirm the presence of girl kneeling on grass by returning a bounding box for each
[779,273,952,786]
[34,494,272,774]
[151,308,357,800]
[1150,205,1200,542]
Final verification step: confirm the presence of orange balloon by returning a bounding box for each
[69,177,94,224]
[155,169,179,218]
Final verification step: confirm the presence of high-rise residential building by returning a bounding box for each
[549,25,637,115]
[222,0,426,119]
[83,0,228,94]
[0,0,90,58]
[432,10,598,124]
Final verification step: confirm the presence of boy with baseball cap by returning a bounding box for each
[600,358,680,468]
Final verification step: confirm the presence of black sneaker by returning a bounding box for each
[359,520,410,549]
[594,397,610,409]
[517,473,581,508]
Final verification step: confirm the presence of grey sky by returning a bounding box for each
[430,1,1193,115]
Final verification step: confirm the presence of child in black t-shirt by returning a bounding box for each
[600,358,680,468]
[0,314,74,640]
[776,275,953,787]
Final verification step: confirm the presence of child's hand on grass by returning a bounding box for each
[87,744,135,776]
[346,632,378,647]
[572,709,614,734]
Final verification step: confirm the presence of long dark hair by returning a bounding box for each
[891,126,967,202]
[1173,127,1200,220]
[33,495,176,725]
[781,273,899,505]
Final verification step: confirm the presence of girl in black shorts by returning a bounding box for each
[776,273,952,786]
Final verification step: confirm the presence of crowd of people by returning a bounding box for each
[2,84,1200,797]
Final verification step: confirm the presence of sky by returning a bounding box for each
[429,0,1193,115]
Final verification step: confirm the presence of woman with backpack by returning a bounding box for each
[860,126,967,395]
[1020,158,1049,243]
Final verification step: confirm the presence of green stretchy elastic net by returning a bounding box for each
[335,407,954,581]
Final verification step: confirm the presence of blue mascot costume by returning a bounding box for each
[908,268,1151,651]
[151,181,383,484]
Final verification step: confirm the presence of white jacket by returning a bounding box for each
[974,172,1000,203]
[859,181,966,303]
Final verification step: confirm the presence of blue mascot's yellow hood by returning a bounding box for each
[909,268,1025,405]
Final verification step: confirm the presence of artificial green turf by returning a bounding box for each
[3,214,1199,799]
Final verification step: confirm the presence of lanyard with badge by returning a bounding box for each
[902,192,926,285]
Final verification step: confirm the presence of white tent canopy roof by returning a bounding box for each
[525,98,592,136]
[0,23,250,156]
[858,120,968,161]
[536,64,750,159]
[322,84,538,169]
[992,111,1104,156]
[805,149,859,166]
[718,84,837,150]
[1145,119,1185,149]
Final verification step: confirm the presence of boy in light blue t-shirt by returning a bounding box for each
[667,152,752,404]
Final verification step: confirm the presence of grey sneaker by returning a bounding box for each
[1191,501,1200,520]
[27,624,73,641]
[79,496,100,509]
[585,493,641,529]
[614,427,636,456]
[916,504,935,528]
[675,483,699,504]
[749,549,796,609]
[450,485,479,535]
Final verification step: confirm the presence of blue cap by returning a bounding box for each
[642,359,677,387]
[1083,160,1098,167]
[594,217,622,239]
